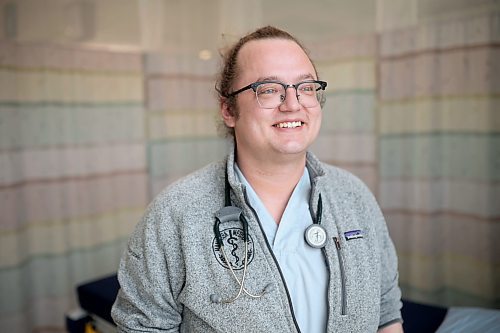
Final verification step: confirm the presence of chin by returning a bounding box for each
[275,144,309,156]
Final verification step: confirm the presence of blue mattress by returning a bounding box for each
[401,298,447,333]
[77,274,120,324]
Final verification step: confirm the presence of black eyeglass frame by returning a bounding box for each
[224,80,327,108]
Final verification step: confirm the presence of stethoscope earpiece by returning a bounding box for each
[263,283,274,293]
[210,294,222,304]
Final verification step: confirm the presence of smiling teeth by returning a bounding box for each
[275,121,303,128]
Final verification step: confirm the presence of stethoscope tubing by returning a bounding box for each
[211,170,325,303]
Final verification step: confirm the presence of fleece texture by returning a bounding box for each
[111,150,402,332]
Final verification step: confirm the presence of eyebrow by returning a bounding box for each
[256,73,316,82]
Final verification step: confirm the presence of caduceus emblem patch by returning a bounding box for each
[212,227,254,270]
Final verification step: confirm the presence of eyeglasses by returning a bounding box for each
[226,80,327,109]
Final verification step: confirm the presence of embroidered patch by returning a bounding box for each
[212,227,254,270]
[344,229,363,241]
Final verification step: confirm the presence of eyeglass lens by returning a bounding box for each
[255,82,324,109]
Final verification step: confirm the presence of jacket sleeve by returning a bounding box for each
[111,200,185,332]
[374,201,403,328]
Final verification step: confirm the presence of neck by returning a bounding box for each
[238,156,305,185]
[236,150,307,224]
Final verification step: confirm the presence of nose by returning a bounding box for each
[279,86,301,111]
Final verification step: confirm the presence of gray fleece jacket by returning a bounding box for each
[111,150,402,332]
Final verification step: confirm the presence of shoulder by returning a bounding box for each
[307,152,374,201]
[320,163,371,195]
[312,159,384,227]
[151,160,226,213]
[127,159,226,247]
[322,162,379,209]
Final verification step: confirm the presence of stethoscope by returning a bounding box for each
[210,170,327,304]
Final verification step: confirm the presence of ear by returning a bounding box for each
[220,99,236,128]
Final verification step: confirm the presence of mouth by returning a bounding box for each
[273,121,304,129]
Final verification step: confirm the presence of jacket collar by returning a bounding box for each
[225,141,326,189]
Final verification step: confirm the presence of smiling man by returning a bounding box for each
[112,26,404,333]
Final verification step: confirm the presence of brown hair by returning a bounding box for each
[215,26,316,137]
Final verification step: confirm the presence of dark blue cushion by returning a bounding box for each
[77,274,120,324]
[402,299,448,333]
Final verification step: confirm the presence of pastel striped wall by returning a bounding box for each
[0,42,148,331]
[378,11,500,308]
[310,35,379,193]
[144,52,229,197]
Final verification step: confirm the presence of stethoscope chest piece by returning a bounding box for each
[304,224,327,248]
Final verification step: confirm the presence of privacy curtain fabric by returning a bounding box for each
[0,42,148,332]
[0,43,228,332]
[311,34,378,194]
[378,11,499,308]
[144,52,228,196]
[311,9,499,309]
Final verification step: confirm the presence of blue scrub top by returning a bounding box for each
[235,165,328,333]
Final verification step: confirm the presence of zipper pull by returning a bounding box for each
[333,236,341,250]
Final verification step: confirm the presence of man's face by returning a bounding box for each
[222,38,322,163]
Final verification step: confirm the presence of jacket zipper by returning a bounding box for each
[242,189,302,333]
[333,236,347,315]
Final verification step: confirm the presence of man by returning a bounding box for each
[112,26,403,332]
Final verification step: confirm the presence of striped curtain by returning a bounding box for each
[379,11,500,308]
[0,42,148,332]
[144,52,228,197]
[310,9,499,309]
[311,34,378,193]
